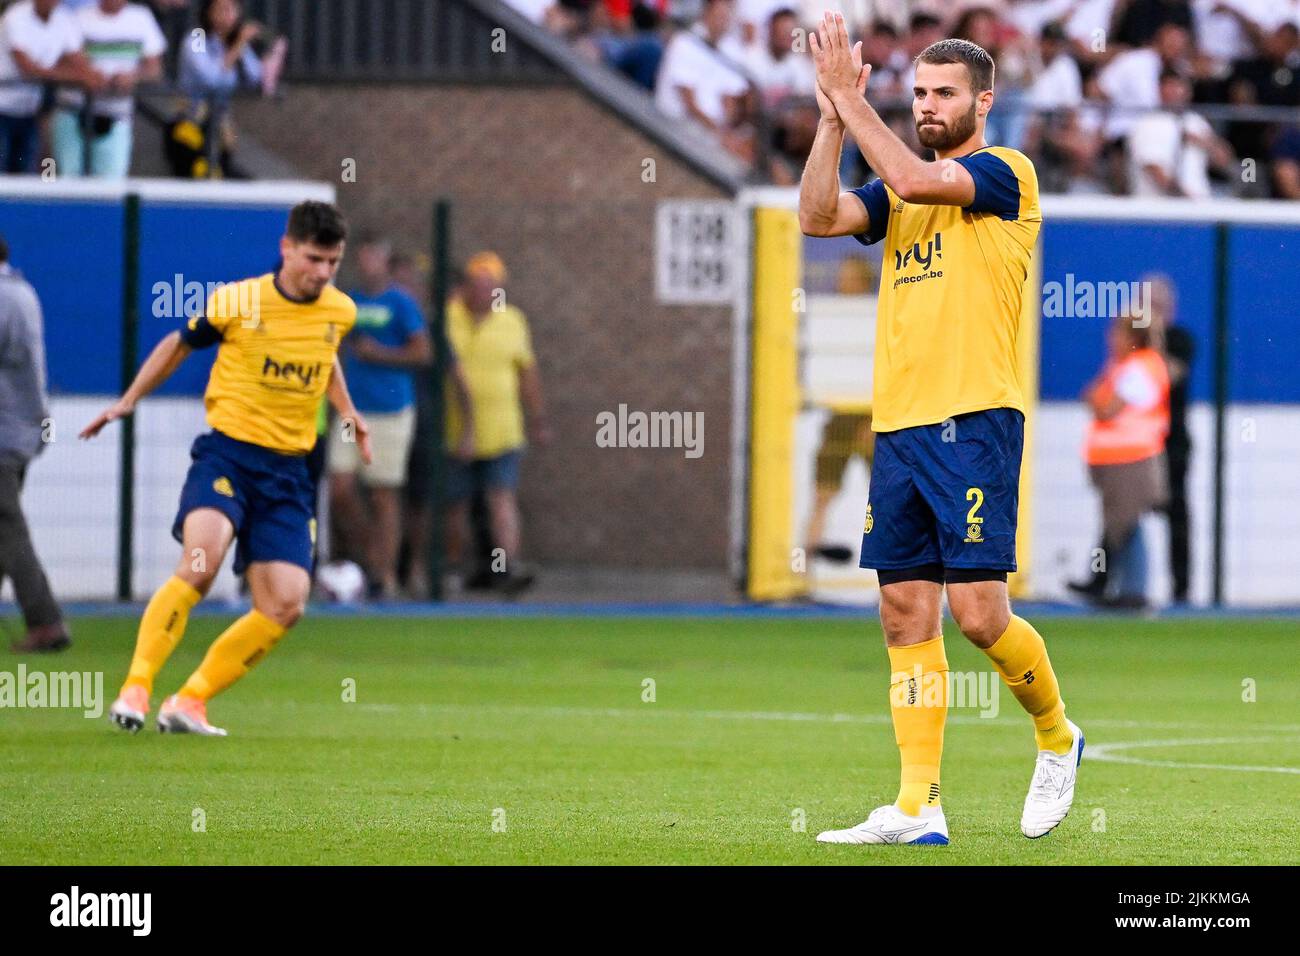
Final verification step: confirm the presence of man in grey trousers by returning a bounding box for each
[0,233,69,652]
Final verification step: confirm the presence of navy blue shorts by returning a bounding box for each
[444,449,522,503]
[860,408,1023,574]
[173,430,317,576]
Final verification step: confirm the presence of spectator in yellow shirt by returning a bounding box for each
[445,252,550,593]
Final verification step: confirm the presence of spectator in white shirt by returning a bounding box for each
[1128,69,1234,197]
[736,0,787,47]
[655,0,755,159]
[742,6,814,107]
[52,0,165,178]
[1192,0,1279,70]
[0,0,100,172]
[1024,21,1099,190]
[742,6,819,182]
[1029,20,1084,111]
[1096,21,1190,141]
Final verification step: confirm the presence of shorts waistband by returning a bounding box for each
[207,429,308,464]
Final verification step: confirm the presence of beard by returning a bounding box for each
[915,103,978,151]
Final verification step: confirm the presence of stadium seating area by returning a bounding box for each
[506,0,1300,197]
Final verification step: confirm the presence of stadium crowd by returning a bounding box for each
[506,0,1300,198]
[0,0,285,177]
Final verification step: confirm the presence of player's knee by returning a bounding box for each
[260,595,305,629]
[952,602,1009,646]
[173,562,218,596]
[879,590,931,641]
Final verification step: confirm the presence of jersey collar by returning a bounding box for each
[273,272,320,305]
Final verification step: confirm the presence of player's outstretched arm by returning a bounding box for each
[79,331,192,439]
[326,355,373,465]
[810,12,976,207]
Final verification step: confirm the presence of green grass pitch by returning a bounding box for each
[1,612,1296,864]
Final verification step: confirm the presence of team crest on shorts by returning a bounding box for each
[213,476,235,498]
[965,523,983,543]
[863,504,874,534]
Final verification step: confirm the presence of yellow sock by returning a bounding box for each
[982,614,1073,754]
[123,576,202,695]
[888,636,948,816]
[178,609,287,702]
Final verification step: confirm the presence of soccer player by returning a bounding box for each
[80,201,371,736]
[800,15,1083,844]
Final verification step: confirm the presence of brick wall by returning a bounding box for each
[234,85,737,571]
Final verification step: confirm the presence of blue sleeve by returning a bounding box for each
[399,294,426,340]
[179,314,222,349]
[954,151,1021,220]
[849,179,890,245]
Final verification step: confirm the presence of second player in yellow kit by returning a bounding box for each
[83,201,372,737]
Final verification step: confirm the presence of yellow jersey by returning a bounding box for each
[852,145,1041,432]
[445,298,535,459]
[180,273,356,454]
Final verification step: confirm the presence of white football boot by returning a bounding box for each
[108,684,149,733]
[1020,719,1085,838]
[817,804,950,845]
[156,694,228,737]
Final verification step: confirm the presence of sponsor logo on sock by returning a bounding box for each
[927,783,940,805]
[1023,670,1035,684]
[49,886,151,936]
[889,666,1000,718]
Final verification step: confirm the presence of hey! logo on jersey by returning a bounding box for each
[212,476,235,498]
[261,355,323,390]
[895,233,943,272]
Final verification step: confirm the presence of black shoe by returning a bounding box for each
[1097,593,1148,611]
[1066,577,1107,601]
[12,623,72,653]
[812,544,854,564]
[498,568,536,598]
[465,569,497,591]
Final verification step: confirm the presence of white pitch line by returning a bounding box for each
[355,704,1300,772]
[355,702,1300,735]
[1087,738,1300,775]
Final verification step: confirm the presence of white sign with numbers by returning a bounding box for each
[655,201,735,304]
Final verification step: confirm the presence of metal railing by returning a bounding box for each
[240,0,565,82]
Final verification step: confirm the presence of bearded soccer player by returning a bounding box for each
[81,201,371,736]
[801,16,1082,844]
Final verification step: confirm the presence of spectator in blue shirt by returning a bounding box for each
[328,235,433,600]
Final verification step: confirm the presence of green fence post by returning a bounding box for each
[117,193,140,602]
[1212,222,1229,608]
[426,198,452,601]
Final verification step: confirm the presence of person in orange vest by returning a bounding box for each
[1068,312,1171,609]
